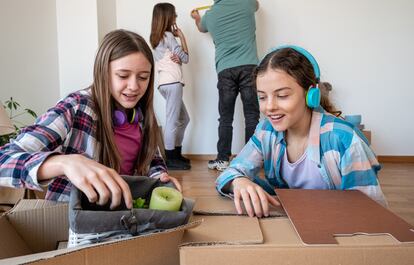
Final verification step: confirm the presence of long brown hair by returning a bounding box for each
[91,29,161,175]
[150,3,176,49]
[254,48,341,116]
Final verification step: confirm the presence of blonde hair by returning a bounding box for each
[91,29,161,175]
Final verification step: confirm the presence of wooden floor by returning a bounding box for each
[171,160,414,225]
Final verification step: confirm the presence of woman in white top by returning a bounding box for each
[150,3,191,170]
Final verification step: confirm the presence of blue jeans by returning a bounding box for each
[216,65,259,161]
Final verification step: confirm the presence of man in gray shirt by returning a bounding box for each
[191,0,260,171]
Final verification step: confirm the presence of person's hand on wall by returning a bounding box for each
[232,177,280,217]
[190,9,201,20]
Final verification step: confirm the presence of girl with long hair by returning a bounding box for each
[0,29,181,210]
[150,3,191,170]
[216,46,387,217]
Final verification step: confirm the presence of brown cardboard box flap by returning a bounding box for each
[0,187,25,205]
[276,189,414,245]
[2,220,202,265]
[0,217,31,259]
[193,196,286,217]
[7,199,69,253]
[0,199,201,265]
[180,217,414,265]
[182,215,263,245]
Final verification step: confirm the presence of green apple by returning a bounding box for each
[149,187,183,211]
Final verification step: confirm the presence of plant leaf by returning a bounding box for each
[25,109,37,118]
[133,197,147,209]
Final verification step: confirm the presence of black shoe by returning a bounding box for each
[174,146,191,164]
[166,159,191,170]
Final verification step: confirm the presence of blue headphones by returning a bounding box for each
[113,107,140,126]
[262,45,321,108]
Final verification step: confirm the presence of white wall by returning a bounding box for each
[116,0,414,156]
[97,0,117,42]
[0,0,60,124]
[1,0,413,156]
[56,0,99,97]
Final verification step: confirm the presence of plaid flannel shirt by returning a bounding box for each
[0,89,167,202]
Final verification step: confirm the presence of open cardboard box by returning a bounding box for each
[180,196,414,265]
[0,199,199,265]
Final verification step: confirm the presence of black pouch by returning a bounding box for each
[69,175,194,236]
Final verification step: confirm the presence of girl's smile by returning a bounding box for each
[256,69,311,133]
[109,52,152,109]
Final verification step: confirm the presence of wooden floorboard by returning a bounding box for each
[170,160,414,225]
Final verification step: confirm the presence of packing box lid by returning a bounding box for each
[275,189,414,244]
[180,194,414,265]
[0,199,200,265]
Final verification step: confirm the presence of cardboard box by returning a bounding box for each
[0,199,199,265]
[180,196,414,265]
[362,130,372,144]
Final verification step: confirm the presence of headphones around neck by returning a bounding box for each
[113,107,140,126]
[262,45,321,109]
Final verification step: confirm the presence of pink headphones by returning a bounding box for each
[113,108,140,126]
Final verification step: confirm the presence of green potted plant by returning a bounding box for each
[0,97,37,146]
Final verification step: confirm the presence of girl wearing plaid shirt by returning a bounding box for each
[0,30,181,209]
[216,46,387,217]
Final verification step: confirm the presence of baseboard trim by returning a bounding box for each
[185,154,216,161]
[377,156,414,163]
[186,154,414,164]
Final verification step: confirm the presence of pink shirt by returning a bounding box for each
[113,122,142,175]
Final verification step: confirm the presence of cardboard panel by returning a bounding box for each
[0,217,31,259]
[0,187,25,205]
[182,215,263,245]
[180,244,414,265]
[1,220,201,265]
[276,189,414,245]
[193,196,286,217]
[7,200,69,253]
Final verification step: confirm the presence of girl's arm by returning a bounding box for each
[339,133,388,207]
[167,31,189,64]
[0,95,76,191]
[216,120,280,217]
[38,154,132,209]
[172,24,188,54]
[0,93,132,209]
[147,148,182,192]
[147,147,168,178]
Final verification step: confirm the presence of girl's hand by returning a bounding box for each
[61,154,133,209]
[158,172,183,192]
[172,23,184,38]
[170,53,182,65]
[232,177,280,217]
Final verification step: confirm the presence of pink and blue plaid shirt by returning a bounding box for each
[0,89,167,202]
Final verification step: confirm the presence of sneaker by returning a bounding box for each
[207,159,229,171]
